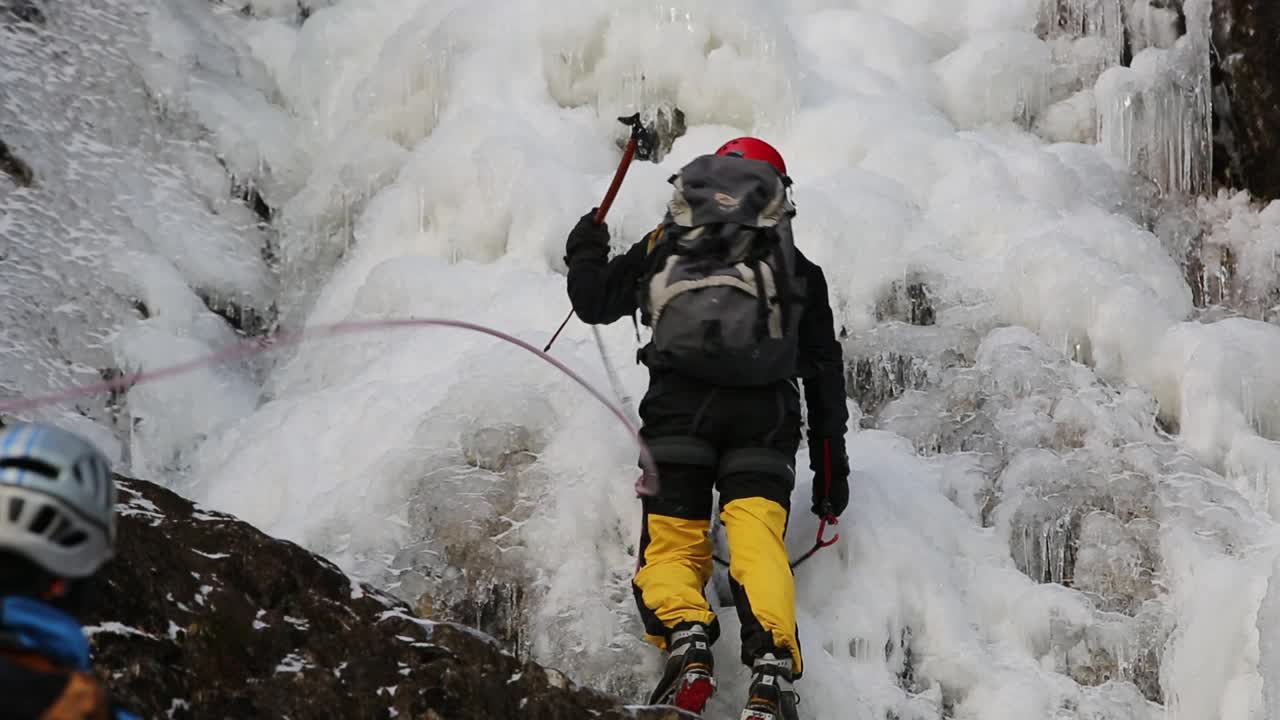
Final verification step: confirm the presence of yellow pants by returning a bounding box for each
[632,496,803,676]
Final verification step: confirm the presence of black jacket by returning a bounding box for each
[565,225,850,449]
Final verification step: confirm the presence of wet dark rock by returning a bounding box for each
[393,424,542,655]
[1211,1,1280,201]
[213,0,330,25]
[89,476,690,720]
[196,290,277,337]
[0,138,34,187]
[233,177,272,224]
[0,0,43,25]
[128,297,151,320]
[1183,228,1234,310]
[844,323,979,416]
[886,626,917,694]
[1167,191,1280,325]
[296,1,335,23]
[1001,454,1159,608]
[1066,605,1168,705]
[616,105,687,164]
[875,277,936,327]
[215,155,273,225]
[462,424,538,474]
[415,579,527,655]
[97,367,134,430]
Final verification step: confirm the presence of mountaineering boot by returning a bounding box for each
[648,622,716,713]
[740,652,799,720]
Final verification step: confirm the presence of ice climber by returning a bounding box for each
[0,422,139,720]
[563,137,850,720]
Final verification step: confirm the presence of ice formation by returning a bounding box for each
[8,0,1280,718]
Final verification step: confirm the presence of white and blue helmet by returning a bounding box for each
[0,423,116,578]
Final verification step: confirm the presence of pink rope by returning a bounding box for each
[0,318,659,496]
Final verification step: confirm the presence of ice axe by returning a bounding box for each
[543,113,649,353]
[595,112,650,223]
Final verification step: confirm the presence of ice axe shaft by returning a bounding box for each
[594,113,644,222]
[544,311,573,353]
[544,113,647,354]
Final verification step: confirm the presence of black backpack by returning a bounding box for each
[638,153,806,387]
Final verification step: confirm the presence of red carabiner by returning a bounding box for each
[816,514,840,548]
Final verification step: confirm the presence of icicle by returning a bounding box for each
[1037,0,1124,68]
[1179,0,1214,197]
[1094,0,1212,197]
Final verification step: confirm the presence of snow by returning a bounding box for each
[11,0,1280,718]
[933,31,1052,130]
[117,493,166,525]
[275,652,307,673]
[84,622,160,640]
[192,549,231,559]
[166,699,191,720]
[0,0,276,478]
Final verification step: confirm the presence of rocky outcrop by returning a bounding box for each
[195,290,278,338]
[0,0,43,25]
[615,105,687,164]
[87,476,686,720]
[0,138,33,188]
[1212,1,1280,201]
[844,275,981,419]
[844,322,980,417]
[212,0,331,24]
[1152,189,1280,326]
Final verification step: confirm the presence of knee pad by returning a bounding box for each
[644,436,719,467]
[718,448,795,484]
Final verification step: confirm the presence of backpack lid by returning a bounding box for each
[666,154,793,230]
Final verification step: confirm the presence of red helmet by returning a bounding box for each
[715,136,787,176]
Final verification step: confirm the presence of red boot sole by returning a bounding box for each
[674,675,715,714]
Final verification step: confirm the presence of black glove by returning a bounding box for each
[564,209,610,265]
[809,437,849,519]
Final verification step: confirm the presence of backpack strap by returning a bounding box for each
[768,238,794,334]
[636,223,674,331]
[644,225,666,255]
[647,256,770,326]
[749,258,771,340]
